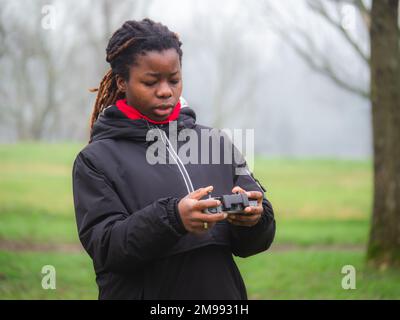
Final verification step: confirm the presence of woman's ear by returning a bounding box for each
[116,75,127,93]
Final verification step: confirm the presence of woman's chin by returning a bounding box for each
[151,107,173,120]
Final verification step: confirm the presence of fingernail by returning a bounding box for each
[216,200,221,205]
[223,213,228,218]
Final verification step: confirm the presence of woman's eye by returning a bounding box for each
[170,79,180,85]
[143,81,157,86]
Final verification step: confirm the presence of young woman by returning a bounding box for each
[72,18,276,300]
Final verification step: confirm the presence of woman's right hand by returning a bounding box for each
[177,186,227,234]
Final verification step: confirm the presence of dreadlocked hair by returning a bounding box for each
[89,18,183,130]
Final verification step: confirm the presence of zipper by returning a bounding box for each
[156,127,195,194]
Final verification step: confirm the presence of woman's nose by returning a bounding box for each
[156,81,173,98]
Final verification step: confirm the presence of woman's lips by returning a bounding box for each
[153,105,173,117]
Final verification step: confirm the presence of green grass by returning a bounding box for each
[1,249,399,299]
[254,157,372,220]
[0,142,397,300]
[0,206,78,243]
[0,250,97,299]
[275,219,369,246]
[0,209,370,246]
[0,143,84,244]
[0,143,373,246]
[236,251,400,299]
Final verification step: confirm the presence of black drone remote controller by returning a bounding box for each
[203,193,258,214]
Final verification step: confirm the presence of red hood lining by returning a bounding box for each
[115,99,181,124]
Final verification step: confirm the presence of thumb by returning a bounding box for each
[232,186,246,194]
[188,186,214,200]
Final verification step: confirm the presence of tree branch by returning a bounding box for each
[273,24,370,99]
[307,0,370,65]
[353,0,371,28]
[263,0,370,100]
[326,0,371,27]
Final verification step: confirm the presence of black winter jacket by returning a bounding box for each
[72,105,276,299]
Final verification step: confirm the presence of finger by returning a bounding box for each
[243,205,264,215]
[245,190,263,199]
[193,199,221,211]
[189,221,217,234]
[207,222,216,229]
[192,212,227,223]
[232,186,246,194]
[227,216,253,226]
[229,213,261,222]
[188,186,214,200]
[228,214,260,226]
[192,221,216,230]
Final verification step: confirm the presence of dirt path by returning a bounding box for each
[0,239,365,253]
[269,243,365,252]
[0,239,85,253]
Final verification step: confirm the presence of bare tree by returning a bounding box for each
[0,0,62,140]
[263,0,371,99]
[211,28,263,128]
[264,0,400,268]
[76,0,155,138]
[0,0,154,141]
[367,0,400,268]
[189,8,263,129]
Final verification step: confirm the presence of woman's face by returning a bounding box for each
[117,48,183,122]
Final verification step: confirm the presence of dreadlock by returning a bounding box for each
[89,18,183,130]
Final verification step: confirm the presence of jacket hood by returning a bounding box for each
[90,105,197,143]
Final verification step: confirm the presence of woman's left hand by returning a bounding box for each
[226,186,264,227]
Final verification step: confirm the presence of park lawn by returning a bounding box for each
[236,250,400,300]
[2,142,395,300]
[1,249,399,299]
[0,143,83,244]
[255,157,372,220]
[0,210,370,246]
[0,250,97,299]
[0,143,372,246]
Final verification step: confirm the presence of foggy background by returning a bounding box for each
[0,0,371,158]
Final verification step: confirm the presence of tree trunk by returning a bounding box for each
[367,0,400,268]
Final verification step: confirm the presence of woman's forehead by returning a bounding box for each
[132,49,181,74]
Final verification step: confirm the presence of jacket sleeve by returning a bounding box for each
[228,147,276,258]
[72,152,187,273]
